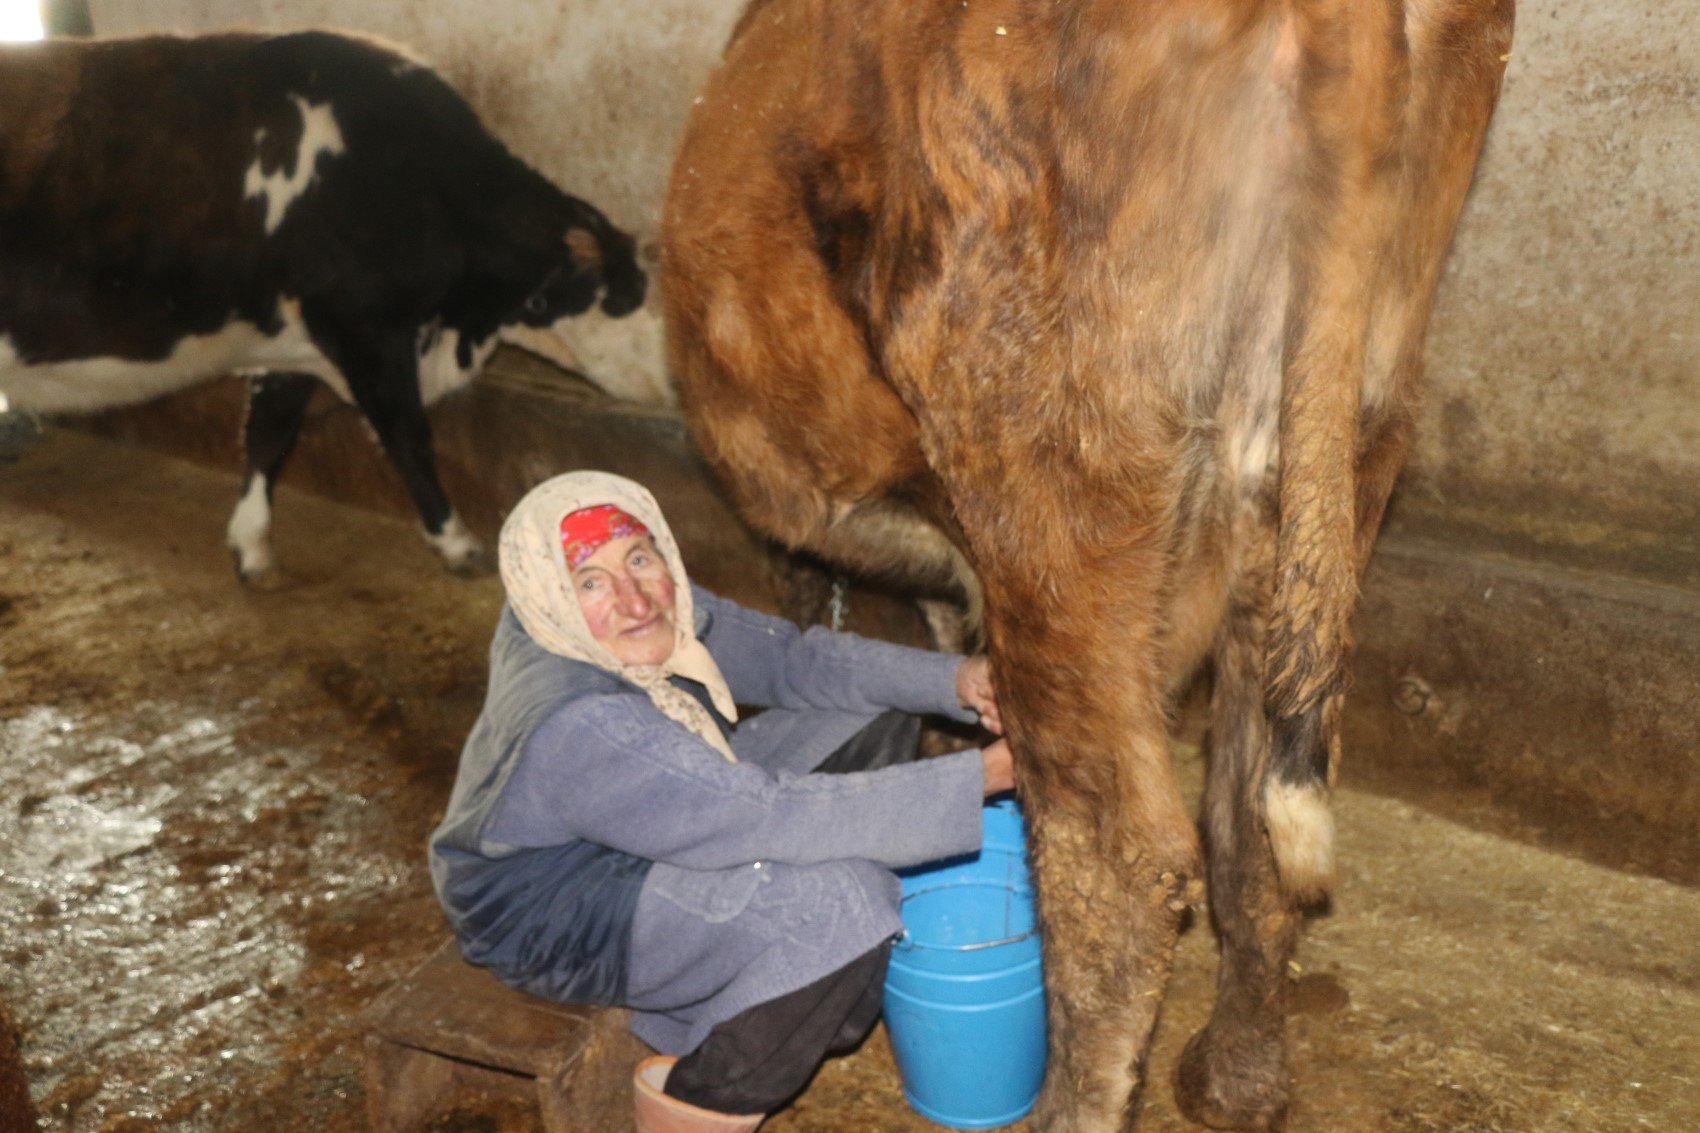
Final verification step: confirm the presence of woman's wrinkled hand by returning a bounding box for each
[980,739,1015,798]
[955,655,1003,735]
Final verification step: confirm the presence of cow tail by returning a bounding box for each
[1262,292,1361,905]
[1261,0,1402,903]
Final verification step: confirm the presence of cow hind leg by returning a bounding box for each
[228,372,316,583]
[1175,524,1300,1132]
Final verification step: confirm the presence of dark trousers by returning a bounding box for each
[664,711,921,1114]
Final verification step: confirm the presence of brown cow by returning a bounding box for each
[662,1,1513,1129]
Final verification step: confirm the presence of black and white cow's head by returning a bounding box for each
[515,216,646,327]
[492,202,660,400]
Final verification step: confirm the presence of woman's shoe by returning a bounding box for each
[633,1056,766,1133]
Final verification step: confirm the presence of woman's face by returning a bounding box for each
[570,534,678,666]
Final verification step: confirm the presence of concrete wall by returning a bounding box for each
[1399,3,1700,568]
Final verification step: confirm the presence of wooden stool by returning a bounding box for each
[362,939,645,1132]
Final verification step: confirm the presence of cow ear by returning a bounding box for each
[565,227,604,272]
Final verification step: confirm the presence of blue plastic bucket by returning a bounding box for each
[884,800,1047,1129]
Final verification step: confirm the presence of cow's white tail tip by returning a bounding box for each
[1264,779,1335,902]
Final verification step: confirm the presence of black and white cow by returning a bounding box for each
[0,30,646,579]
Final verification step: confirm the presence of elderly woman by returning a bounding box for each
[429,472,1012,1133]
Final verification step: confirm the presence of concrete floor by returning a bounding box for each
[2,430,1697,1132]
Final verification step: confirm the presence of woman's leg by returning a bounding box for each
[730,706,924,776]
[810,709,922,775]
[663,941,892,1114]
[630,715,923,1113]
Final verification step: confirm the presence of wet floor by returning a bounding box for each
[2,429,1697,1133]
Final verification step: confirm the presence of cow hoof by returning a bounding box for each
[238,565,296,593]
[0,412,43,460]
[233,553,293,592]
[426,514,491,578]
[1174,1028,1288,1132]
[445,547,495,578]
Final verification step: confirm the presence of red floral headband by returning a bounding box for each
[561,505,651,569]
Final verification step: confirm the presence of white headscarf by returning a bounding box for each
[498,471,740,762]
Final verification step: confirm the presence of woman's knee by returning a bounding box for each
[758,858,899,938]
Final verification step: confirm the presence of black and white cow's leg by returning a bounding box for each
[327,334,488,576]
[228,372,317,581]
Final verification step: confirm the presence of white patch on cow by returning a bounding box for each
[0,310,342,415]
[1232,405,1279,489]
[1263,779,1335,901]
[499,304,676,407]
[244,96,346,236]
[425,512,484,572]
[1226,328,1283,496]
[226,476,275,577]
[253,298,351,400]
[415,324,493,407]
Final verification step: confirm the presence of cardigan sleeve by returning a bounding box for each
[693,585,979,725]
[484,692,985,871]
